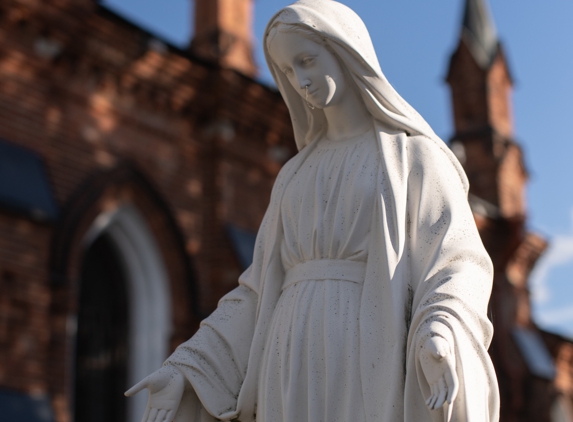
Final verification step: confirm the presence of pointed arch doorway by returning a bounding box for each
[74,205,172,422]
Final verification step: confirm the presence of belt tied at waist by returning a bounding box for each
[283,259,366,290]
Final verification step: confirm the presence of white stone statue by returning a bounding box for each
[125,1,500,421]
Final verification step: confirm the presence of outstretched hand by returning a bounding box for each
[419,335,459,419]
[125,364,185,422]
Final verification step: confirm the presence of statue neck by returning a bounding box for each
[323,84,372,142]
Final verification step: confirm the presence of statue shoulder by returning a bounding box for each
[270,148,307,197]
[406,135,451,166]
[405,134,469,192]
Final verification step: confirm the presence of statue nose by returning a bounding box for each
[297,74,311,90]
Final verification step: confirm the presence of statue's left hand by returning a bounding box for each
[419,336,459,413]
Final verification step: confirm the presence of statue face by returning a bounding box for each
[268,30,347,109]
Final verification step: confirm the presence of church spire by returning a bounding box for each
[446,0,512,140]
[462,0,499,68]
[446,0,524,218]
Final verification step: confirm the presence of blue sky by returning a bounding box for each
[102,0,573,337]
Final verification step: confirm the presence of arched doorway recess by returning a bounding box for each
[76,205,172,422]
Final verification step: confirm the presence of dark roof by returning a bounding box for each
[0,139,59,222]
[462,0,499,68]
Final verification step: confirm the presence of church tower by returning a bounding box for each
[190,0,257,77]
[446,0,544,292]
[447,0,525,218]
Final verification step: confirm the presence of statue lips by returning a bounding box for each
[306,87,319,106]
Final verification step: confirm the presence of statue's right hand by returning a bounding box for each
[125,364,185,422]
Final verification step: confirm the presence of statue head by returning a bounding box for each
[263,0,441,152]
[266,23,351,111]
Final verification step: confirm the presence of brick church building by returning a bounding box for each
[0,0,570,421]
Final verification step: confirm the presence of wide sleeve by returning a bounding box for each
[165,282,257,421]
[404,136,499,422]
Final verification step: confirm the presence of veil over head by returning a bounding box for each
[264,0,469,191]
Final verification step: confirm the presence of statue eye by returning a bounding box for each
[302,57,315,66]
[283,67,293,76]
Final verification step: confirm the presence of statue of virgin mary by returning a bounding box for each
[126,1,500,421]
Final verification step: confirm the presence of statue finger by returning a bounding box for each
[154,409,167,422]
[432,381,444,409]
[445,366,460,404]
[433,377,447,409]
[164,409,174,422]
[146,408,159,422]
[428,383,438,409]
[125,377,150,397]
[426,383,435,405]
[428,394,435,409]
[445,400,454,422]
[433,382,441,408]
[141,406,151,422]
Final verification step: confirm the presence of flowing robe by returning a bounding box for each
[167,126,499,422]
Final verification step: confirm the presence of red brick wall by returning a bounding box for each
[0,217,52,393]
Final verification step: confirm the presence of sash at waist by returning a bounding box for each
[283,259,366,290]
